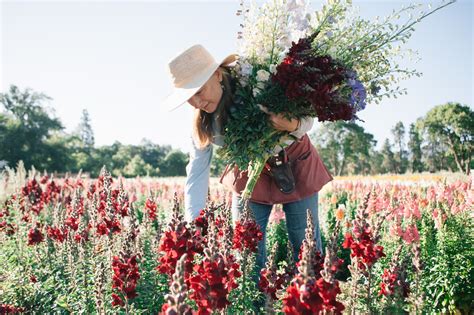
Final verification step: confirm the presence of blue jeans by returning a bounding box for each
[231,192,322,274]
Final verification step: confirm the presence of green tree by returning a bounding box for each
[123,154,154,177]
[139,139,171,176]
[407,122,424,173]
[311,121,376,176]
[391,121,408,173]
[76,109,95,149]
[368,147,385,174]
[380,139,397,173]
[0,85,64,171]
[419,103,473,174]
[161,150,189,176]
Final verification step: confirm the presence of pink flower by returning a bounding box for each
[401,224,420,244]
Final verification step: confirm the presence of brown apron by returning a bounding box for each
[219,134,333,205]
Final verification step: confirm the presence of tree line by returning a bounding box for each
[1,85,472,177]
[310,103,473,175]
[0,86,188,177]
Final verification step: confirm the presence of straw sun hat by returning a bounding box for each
[163,44,238,111]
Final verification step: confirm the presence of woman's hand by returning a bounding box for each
[258,105,299,132]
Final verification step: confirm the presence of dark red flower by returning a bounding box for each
[189,255,238,314]
[111,253,140,306]
[343,228,385,270]
[65,217,79,231]
[0,304,25,314]
[145,198,158,221]
[232,218,263,253]
[157,218,203,277]
[259,266,290,300]
[28,224,44,245]
[282,276,344,314]
[111,293,125,307]
[46,226,68,243]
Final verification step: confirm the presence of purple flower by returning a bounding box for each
[347,74,367,111]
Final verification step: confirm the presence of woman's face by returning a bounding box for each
[187,70,223,113]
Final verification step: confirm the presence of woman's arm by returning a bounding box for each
[184,137,212,221]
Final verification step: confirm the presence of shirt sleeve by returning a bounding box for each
[184,137,212,221]
[289,116,314,139]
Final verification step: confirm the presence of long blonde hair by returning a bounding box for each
[192,67,233,149]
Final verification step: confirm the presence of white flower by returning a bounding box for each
[252,88,261,97]
[256,81,266,90]
[256,69,270,82]
[240,62,253,77]
[269,64,278,74]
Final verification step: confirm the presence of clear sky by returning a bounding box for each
[1,0,472,153]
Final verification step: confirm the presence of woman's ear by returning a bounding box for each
[215,69,223,82]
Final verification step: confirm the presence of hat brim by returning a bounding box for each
[162,53,239,112]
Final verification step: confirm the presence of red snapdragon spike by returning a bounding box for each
[96,221,109,236]
[22,179,43,204]
[283,276,344,315]
[46,226,68,243]
[259,267,289,300]
[40,175,49,184]
[343,228,385,270]
[74,228,90,243]
[157,219,204,278]
[65,217,79,231]
[111,254,140,307]
[379,267,410,298]
[315,278,344,311]
[232,219,263,253]
[42,179,62,204]
[111,293,125,307]
[145,198,158,221]
[0,304,26,314]
[27,224,44,245]
[189,256,237,314]
[379,268,398,296]
[194,208,214,237]
[283,277,324,314]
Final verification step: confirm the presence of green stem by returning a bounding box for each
[240,156,269,201]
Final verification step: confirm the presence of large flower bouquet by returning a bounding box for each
[218,0,454,199]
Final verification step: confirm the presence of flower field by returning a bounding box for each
[0,164,472,314]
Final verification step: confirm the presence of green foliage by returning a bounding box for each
[391,121,408,173]
[266,217,290,266]
[421,211,474,313]
[160,150,189,177]
[311,121,376,176]
[133,238,169,312]
[0,85,190,177]
[419,102,474,174]
[407,122,424,173]
[218,76,285,170]
[228,253,263,314]
[0,85,64,171]
[380,138,397,174]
